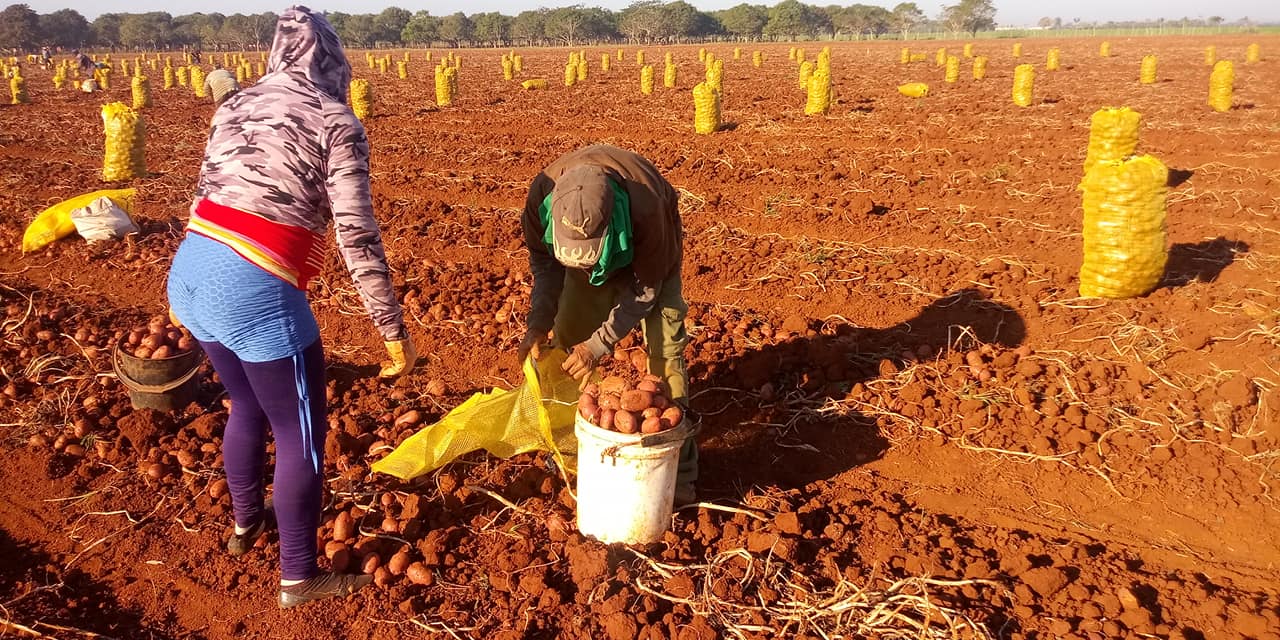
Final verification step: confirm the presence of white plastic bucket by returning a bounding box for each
[575,413,688,544]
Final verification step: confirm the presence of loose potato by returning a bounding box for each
[599,409,615,431]
[140,333,164,350]
[362,552,381,574]
[133,346,154,359]
[406,562,433,585]
[127,329,145,346]
[599,393,621,411]
[582,383,600,398]
[661,406,684,426]
[324,540,347,559]
[388,550,411,575]
[620,390,654,412]
[579,404,601,425]
[150,345,172,359]
[333,512,354,540]
[614,410,638,434]
[578,392,598,412]
[165,329,183,345]
[641,417,663,434]
[652,394,670,410]
[642,407,661,419]
[599,376,630,396]
[176,336,196,353]
[636,380,660,393]
[148,316,167,333]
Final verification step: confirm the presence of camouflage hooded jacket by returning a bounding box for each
[190,6,405,341]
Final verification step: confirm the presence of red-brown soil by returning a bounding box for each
[1,36,1278,639]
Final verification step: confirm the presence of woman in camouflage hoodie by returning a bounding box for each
[167,6,414,608]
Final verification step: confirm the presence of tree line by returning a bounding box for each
[0,0,1004,51]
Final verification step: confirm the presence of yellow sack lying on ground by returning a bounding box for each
[520,78,548,90]
[22,188,137,253]
[372,349,580,481]
[898,82,928,98]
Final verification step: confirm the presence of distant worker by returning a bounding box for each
[205,68,241,106]
[518,144,698,505]
[72,50,94,76]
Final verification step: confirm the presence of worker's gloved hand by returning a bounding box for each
[379,338,417,378]
[562,342,599,381]
[517,329,549,366]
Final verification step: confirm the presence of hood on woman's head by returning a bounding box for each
[267,6,352,102]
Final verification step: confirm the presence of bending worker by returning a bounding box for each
[167,6,416,609]
[518,144,697,504]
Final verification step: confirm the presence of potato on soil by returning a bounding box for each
[362,552,381,574]
[333,512,355,540]
[388,549,411,575]
[324,540,348,559]
[406,562,432,585]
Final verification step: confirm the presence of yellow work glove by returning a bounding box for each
[379,338,417,378]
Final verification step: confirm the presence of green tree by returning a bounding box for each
[545,6,588,45]
[375,7,411,44]
[839,4,891,38]
[119,12,172,49]
[38,8,90,48]
[438,12,474,46]
[890,2,923,38]
[619,0,662,42]
[400,11,437,45]
[716,4,768,40]
[510,10,546,45]
[763,0,827,40]
[941,0,996,36]
[0,4,41,50]
[340,14,378,47]
[473,12,511,46]
[194,12,225,47]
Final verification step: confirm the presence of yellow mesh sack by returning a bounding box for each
[235,64,246,84]
[640,65,654,94]
[177,66,188,87]
[817,47,830,75]
[601,53,610,72]
[349,79,371,120]
[798,60,814,89]
[935,47,946,66]
[963,43,974,58]
[753,51,762,67]
[1208,60,1233,112]
[804,70,831,115]
[788,46,796,61]
[898,82,928,98]
[131,76,151,109]
[973,56,988,80]
[1012,42,1022,57]
[664,62,677,88]
[1246,43,1260,64]
[102,102,146,182]
[636,50,645,65]
[163,66,174,89]
[945,55,959,83]
[734,47,741,60]
[1204,46,1216,66]
[1012,64,1035,107]
[435,65,453,106]
[1084,107,1141,175]
[563,62,577,87]
[513,55,523,73]
[397,61,408,80]
[693,82,720,134]
[706,59,722,92]
[1047,48,1060,71]
[1140,56,1156,84]
[190,66,206,98]
[1079,155,1168,299]
[520,78,548,90]
[900,47,910,64]
[1100,42,1111,57]
[698,47,706,62]
[372,350,580,481]
[446,66,457,94]
[576,59,587,81]
[22,189,137,252]
[9,76,26,104]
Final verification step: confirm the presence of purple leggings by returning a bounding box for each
[202,339,325,581]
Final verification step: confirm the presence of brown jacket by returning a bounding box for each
[522,145,683,356]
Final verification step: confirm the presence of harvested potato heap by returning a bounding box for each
[578,374,684,435]
[121,316,197,359]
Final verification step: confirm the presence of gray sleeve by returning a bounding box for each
[325,108,406,341]
[584,276,658,359]
[527,247,564,335]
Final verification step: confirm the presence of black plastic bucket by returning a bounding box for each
[112,341,202,412]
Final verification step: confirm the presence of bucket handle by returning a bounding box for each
[600,418,701,463]
[112,347,201,394]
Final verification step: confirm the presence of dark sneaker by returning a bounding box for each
[227,499,275,557]
[674,481,697,507]
[279,572,374,609]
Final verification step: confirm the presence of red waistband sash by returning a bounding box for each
[187,199,324,289]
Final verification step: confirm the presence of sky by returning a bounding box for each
[25,0,1280,27]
